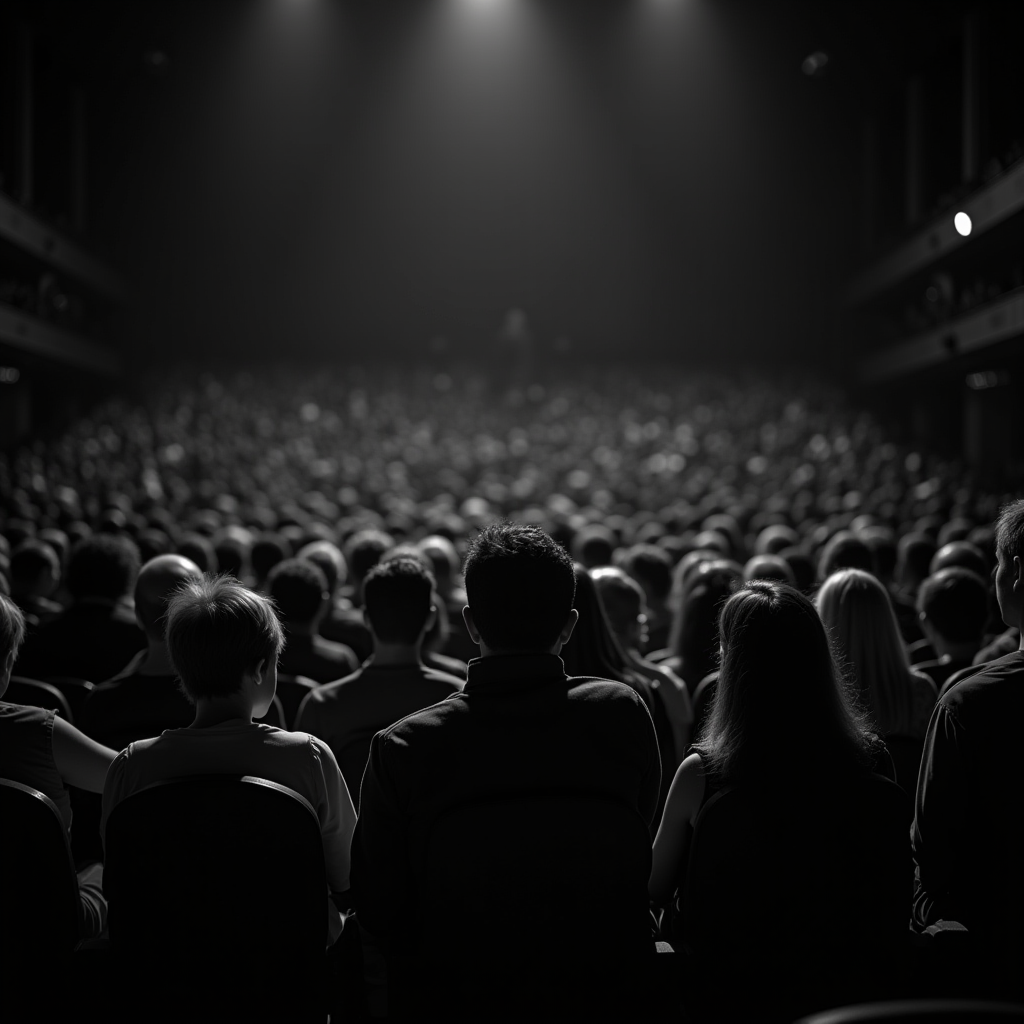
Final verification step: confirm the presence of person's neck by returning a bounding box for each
[191,697,254,729]
[138,640,177,676]
[368,643,423,668]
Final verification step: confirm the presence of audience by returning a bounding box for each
[296,557,463,804]
[267,558,359,683]
[352,523,661,1020]
[9,539,63,627]
[621,545,674,653]
[100,575,356,944]
[79,554,202,750]
[912,498,1024,996]
[0,593,117,938]
[15,534,145,683]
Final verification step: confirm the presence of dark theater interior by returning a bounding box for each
[0,2,1022,1022]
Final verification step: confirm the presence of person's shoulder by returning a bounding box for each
[939,650,1024,706]
[566,674,648,705]
[376,691,466,743]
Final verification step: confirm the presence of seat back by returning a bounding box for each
[0,778,81,958]
[680,773,912,1019]
[406,793,654,1020]
[105,775,327,1021]
[6,678,73,722]
[41,677,95,722]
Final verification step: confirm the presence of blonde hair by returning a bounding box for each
[815,569,912,736]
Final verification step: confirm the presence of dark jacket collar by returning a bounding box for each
[464,653,568,695]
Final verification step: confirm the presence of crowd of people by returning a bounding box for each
[0,363,1021,1022]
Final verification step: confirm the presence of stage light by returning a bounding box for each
[954,211,972,236]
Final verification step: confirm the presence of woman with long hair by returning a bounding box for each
[650,580,886,906]
[815,568,937,741]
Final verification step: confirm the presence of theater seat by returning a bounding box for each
[5,677,74,722]
[0,778,82,957]
[40,677,95,722]
[793,999,1024,1023]
[104,775,328,1023]
[675,773,912,1022]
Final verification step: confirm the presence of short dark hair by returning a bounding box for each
[996,499,1024,564]
[917,567,988,642]
[166,576,284,701]
[363,558,436,644]
[464,522,576,652]
[251,533,291,582]
[817,531,873,584]
[344,529,394,583]
[0,592,26,660]
[571,525,616,569]
[623,545,672,602]
[267,558,328,624]
[66,534,140,602]
[930,541,988,579]
[10,540,60,591]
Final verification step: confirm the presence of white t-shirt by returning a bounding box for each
[101,720,356,901]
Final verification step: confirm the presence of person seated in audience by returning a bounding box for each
[297,539,348,634]
[817,530,873,584]
[417,534,476,663]
[571,524,616,569]
[100,575,356,944]
[591,566,692,778]
[0,593,117,938]
[212,528,252,583]
[9,539,63,627]
[14,534,145,683]
[930,540,988,579]
[251,532,291,592]
[352,522,661,1020]
[742,553,795,585]
[892,533,937,643]
[621,544,674,654]
[79,555,203,750]
[915,567,989,693]
[267,558,359,683]
[177,533,217,574]
[295,557,463,804]
[321,529,394,661]
[650,580,894,908]
[912,499,1024,997]
[816,569,936,741]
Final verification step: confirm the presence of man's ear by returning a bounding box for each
[462,606,481,645]
[1014,555,1023,592]
[252,657,267,686]
[558,608,579,646]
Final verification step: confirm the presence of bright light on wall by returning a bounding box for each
[954,211,972,236]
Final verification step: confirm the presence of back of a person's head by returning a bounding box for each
[213,532,251,580]
[623,544,672,604]
[344,529,395,583]
[251,532,291,583]
[134,554,204,638]
[817,531,873,584]
[937,518,974,548]
[297,540,347,596]
[464,522,576,653]
[591,566,645,639]
[571,524,616,569]
[417,535,460,590]
[816,568,911,735]
[0,591,26,663]
[917,567,989,643]
[930,541,987,580]
[178,533,218,574]
[10,540,61,598]
[703,581,867,780]
[671,559,741,679]
[742,554,795,586]
[754,524,800,557]
[859,526,898,582]
[778,547,815,594]
[267,558,328,625]
[363,557,436,644]
[560,563,630,678]
[166,576,284,702]
[66,533,141,602]
[996,498,1024,565]
[897,533,937,590]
